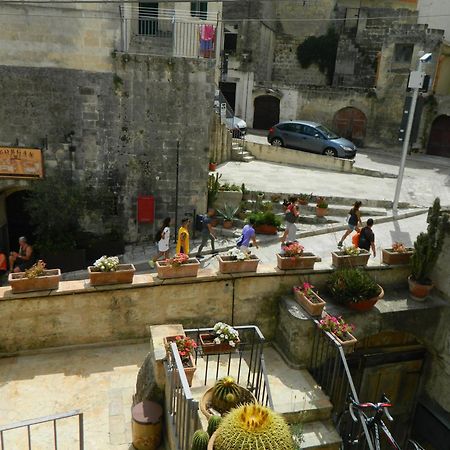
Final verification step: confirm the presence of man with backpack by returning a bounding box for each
[357,218,376,258]
[196,208,217,259]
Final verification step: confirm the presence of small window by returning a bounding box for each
[394,44,414,64]
[191,1,208,20]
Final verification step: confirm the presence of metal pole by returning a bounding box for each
[393,60,422,215]
[174,140,180,244]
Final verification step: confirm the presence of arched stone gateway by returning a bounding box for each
[427,114,450,158]
[253,95,280,130]
[333,107,367,146]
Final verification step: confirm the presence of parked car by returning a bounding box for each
[226,116,247,138]
[267,120,357,158]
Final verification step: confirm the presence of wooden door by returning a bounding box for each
[427,115,450,157]
[253,95,280,130]
[333,107,367,146]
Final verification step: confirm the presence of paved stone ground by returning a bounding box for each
[224,135,450,208]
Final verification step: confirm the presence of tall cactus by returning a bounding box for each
[213,403,294,450]
[411,198,449,284]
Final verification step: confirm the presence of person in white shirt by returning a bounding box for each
[149,217,171,268]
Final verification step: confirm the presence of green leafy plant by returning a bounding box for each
[247,211,282,227]
[411,198,449,284]
[319,315,355,338]
[214,403,294,450]
[316,197,328,209]
[208,173,222,208]
[216,204,239,221]
[343,245,360,256]
[298,193,312,203]
[328,268,381,304]
[219,182,241,192]
[191,430,209,450]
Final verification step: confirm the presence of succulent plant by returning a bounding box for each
[214,404,294,450]
[211,376,243,413]
[191,429,209,450]
[207,415,222,436]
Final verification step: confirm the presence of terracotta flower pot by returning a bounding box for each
[199,333,240,354]
[223,220,233,229]
[200,387,256,420]
[277,252,318,270]
[208,431,217,450]
[254,224,278,235]
[218,255,259,274]
[333,331,358,347]
[408,275,433,301]
[209,162,217,171]
[156,258,200,279]
[346,286,384,312]
[163,335,197,387]
[316,207,328,217]
[331,250,370,268]
[294,288,326,316]
[88,264,135,286]
[8,269,61,294]
[382,248,414,265]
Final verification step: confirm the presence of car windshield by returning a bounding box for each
[316,125,339,139]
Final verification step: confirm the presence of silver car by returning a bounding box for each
[268,120,357,158]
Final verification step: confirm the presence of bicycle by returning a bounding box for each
[339,394,425,450]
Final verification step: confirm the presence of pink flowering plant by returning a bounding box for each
[166,335,197,366]
[319,315,355,339]
[166,253,190,268]
[282,242,304,257]
[294,282,315,299]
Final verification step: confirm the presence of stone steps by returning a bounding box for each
[232,140,255,162]
[301,420,342,450]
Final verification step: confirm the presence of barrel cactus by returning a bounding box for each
[207,415,222,436]
[214,403,294,450]
[191,429,209,450]
[211,376,243,413]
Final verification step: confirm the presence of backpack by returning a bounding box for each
[154,228,163,243]
[285,210,296,223]
[195,214,204,232]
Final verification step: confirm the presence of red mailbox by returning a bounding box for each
[137,196,155,223]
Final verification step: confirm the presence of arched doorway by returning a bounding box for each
[5,190,35,252]
[427,115,450,157]
[333,107,367,146]
[253,95,280,130]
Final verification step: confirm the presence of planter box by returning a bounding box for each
[333,332,358,347]
[214,190,243,210]
[156,259,200,279]
[316,207,328,217]
[88,264,135,286]
[164,335,196,387]
[331,250,370,268]
[277,252,318,270]
[9,269,61,294]
[218,255,259,274]
[254,224,278,235]
[346,286,384,312]
[382,248,413,265]
[200,333,240,354]
[294,289,326,316]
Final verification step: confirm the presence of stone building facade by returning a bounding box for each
[0,1,221,249]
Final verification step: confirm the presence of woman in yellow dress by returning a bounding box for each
[176,218,190,254]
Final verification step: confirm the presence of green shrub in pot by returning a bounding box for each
[247,211,282,227]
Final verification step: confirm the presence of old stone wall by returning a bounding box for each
[0,55,215,241]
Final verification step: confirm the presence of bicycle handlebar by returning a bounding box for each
[347,393,394,420]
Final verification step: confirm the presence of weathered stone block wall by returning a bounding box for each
[0,54,215,241]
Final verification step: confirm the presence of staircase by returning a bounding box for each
[232,138,255,162]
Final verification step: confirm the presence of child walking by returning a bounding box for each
[149,217,171,268]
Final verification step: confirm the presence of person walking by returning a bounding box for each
[176,218,191,255]
[281,197,299,244]
[358,218,376,258]
[196,208,217,259]
[149,217,171,268]
[338,201,362,248]
[237,218,258,253]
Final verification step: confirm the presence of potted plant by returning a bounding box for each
[164,335,197,387]
[277,242,319,270]
[218,248,259,274]
[315,197,329,217]
[156,253,200,279]
[328,268,384,311]
[209,160,218,172]
[293,282,326,316]
[200,322,240,354]
[332,245,370,268]
[8,260,61,294]
[208,172,222,208]
[88,255,135,286]
[382,242,414,265]
[409,198,448,301]
[318,314,357,346]
[215,182,243,210]
[248,211,281,235]
[216,204,239,229]
[298,193,313,206]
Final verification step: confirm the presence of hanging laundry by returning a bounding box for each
[199,24,215,58]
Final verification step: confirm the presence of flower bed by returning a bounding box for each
[218,250,259,274]
[88,256,135,286]
[156,254,200,279]
[331,248,370,268]
[382,243,413,265]
[293,283,325,316]
[318,315,357,347]
[200,322,240,354]
[9,261,61,294]
[164,335,197,386]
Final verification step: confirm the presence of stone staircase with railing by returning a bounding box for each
[232,138,255,162]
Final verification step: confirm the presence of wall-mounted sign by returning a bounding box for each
[0,147,44,178]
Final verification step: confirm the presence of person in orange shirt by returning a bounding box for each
[0,248,7,276]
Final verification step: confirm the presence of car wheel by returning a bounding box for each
[271,138,283,147]
[323,147,337,157]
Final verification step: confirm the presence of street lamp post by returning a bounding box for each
[393,52,432,215]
